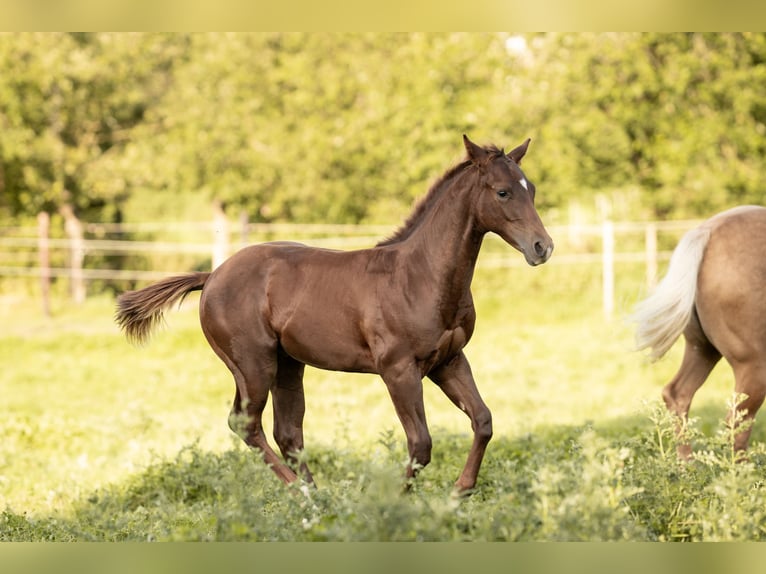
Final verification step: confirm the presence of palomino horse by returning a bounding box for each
[635,205,766,456]
[116,135,554,492]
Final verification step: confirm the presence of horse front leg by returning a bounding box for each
[428,351,492,494]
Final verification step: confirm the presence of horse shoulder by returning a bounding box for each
[365,246,399,274]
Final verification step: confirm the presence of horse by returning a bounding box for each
[634,205,766,457]
[115,135,554,493]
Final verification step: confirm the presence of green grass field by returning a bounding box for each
[2,257,765,541]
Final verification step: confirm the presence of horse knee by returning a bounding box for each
[662,382,688,417]
[661,383,676,411]
[273,425,303,456]
[473,408,493,444]
[730,388,766,446]
[734,373,766,412]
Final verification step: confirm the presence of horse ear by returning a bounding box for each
[507,138,531,165]
[463,134,490,165]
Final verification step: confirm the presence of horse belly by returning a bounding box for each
[278,315,376,373]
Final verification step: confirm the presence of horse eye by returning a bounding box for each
[496,189,510,199]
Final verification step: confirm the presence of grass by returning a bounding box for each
[1,257,764,541]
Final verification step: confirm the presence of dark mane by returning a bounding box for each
[376,145,505,247]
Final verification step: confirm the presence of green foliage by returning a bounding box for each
[120,33,515,224]
[508,33,766,218]
[5,405,766,541]
[3,33,766,229]
[624,400,766,541]
[0,33,183,219]
[3,278,766,541]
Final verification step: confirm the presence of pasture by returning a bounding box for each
[2,254,765,541]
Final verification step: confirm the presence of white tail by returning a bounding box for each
[633,224,712,361]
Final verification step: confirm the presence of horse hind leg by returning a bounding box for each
[662,326,721,458]
[729,360,766,452]
[198,274,302,486]
[271,351,314,484]
[379,361,433,486]
[224,352,300,485]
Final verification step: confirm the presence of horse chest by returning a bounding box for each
[413,306,474,375]
[440,326,469,355]
[414,323,471,375]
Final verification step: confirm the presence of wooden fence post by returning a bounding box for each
[37,211,51,316]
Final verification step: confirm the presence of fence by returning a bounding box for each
[0,217,702,318]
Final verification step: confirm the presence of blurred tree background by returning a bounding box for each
[1,32,765,230]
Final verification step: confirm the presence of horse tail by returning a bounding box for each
[633,224,712,361]
[115,272,210,345]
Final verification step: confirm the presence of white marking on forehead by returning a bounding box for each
[519,177,529,191]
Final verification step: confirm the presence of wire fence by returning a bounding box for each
[0,217,702,317]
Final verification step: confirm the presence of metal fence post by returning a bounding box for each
[645,222,658,289]
[602,219,614,319]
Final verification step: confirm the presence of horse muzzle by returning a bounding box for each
[524,238,554,266]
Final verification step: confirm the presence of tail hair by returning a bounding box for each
[633,225,711,361]
[115,272,210,344]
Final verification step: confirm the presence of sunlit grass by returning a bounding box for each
[0,260,754,540]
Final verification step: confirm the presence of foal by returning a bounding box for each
[116,135,553,492]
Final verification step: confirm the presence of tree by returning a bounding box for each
[4,32,766,234]
[0,32,184,300]
[0,33,181,219]
[499,33,766,218]
[123,33,517,224]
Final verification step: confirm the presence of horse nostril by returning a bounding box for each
[534,241,546,257]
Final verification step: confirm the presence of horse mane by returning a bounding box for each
[376,145,505,247]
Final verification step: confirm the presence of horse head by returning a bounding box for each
[464,135,553,266]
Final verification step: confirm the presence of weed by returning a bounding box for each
[3,271,766,541]
[3,400,766,542]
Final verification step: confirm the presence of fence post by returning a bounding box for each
[239,210,249,248]
[645,222,658,289]
[61,203,86,304]
[212,200,229,270]
[602,219,614,318]
[37,211,51,317]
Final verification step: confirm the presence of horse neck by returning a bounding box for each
[398,173,484,299]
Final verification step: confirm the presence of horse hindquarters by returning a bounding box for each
[647,206,766,454]
[198,262,304,486]
[695,207,766,451]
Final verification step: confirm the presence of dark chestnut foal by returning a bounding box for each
[116,135,553,493]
